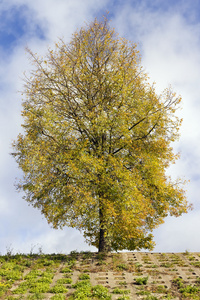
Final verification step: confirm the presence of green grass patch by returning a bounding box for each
[61,266,72,273]
[51,294,66,300]
[79,273,90,280]
[56,277,72,284]
[112,288,130,294]
[70,280,111,299]
[92,285,111,299]
[27,293,45,299]
[50,284,68,293]
[117,296,130,300]
[135,276,148,285]
[116,263,128,271]
[29,281,50,293]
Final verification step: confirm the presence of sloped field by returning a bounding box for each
[1,251,200,299]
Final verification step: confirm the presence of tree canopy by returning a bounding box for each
[12,17,190,252]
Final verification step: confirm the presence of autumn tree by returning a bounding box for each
[12,18,190,252]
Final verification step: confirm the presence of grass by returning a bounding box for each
[112,288,130,294]
[135,276,148,285]
[1,251,200,299]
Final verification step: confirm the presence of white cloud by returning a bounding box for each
[153,211,200,252]
[2,0,109,44]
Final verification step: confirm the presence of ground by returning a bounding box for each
[1,251,200,299]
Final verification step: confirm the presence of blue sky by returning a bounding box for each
[1,0,200,255]
[0,4,45,54]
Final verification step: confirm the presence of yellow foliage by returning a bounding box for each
[12,17,190,252]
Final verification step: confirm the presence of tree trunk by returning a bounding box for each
[98,207,111,252]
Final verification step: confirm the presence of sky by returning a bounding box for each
[0,0,200,255]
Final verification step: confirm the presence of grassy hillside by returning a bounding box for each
[1,251,200,299]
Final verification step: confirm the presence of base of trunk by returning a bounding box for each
[98,227,111,253]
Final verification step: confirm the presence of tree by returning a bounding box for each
[12,17,190,252]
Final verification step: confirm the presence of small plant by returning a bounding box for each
[179,284,199,297]
[7,297,23,300]
[135,262,143,272]
[63,273,72,278]
[162,293,173,299]
[0,281,12,296]
[72,280,91,289]
[172,277,184,288]
[81,251,93,259]
[151,264,158,268]
[70,250,79,259]
[117,296,130,300]
[56,277,72,284]
[79,273,90,280]
[6,245,14,257]
[29,282,50,293]
[196,277,200,284]
[153,285,168,293]
[8,296,24,300]
[136,289,151,296]
[92,285,111,299]
[135,276,148,285]
[50,284,68,293]
[68,259,76,268]
[83,269,90,273]
[118,281,127,286]
[160,262,173,268]
[145,296,158,300]
[29,244,38,256]
[112,288,130,294]
[189,256,195,261]
[71,280,92,299]
[191,261,200,267]
[96,253,106,260]
[37,276,52,284]
[117,264,128,271]
[61,266,72,273]
[96,259,107,266]
[24,260,32,267]
[12,280,30,294]
[27,293,45,299]
[51,294,66,300]
[24,269,42,280]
